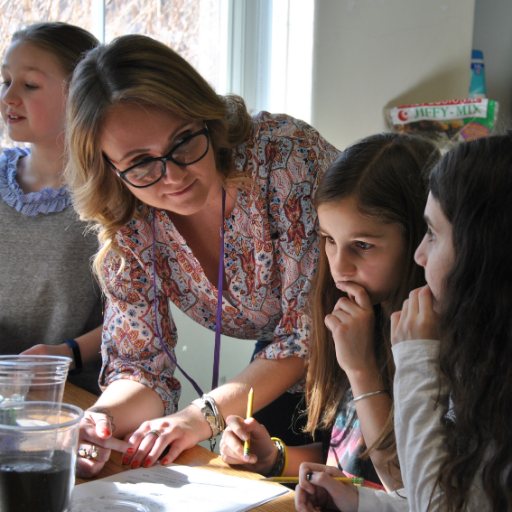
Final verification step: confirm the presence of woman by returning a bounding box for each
[65,34,339,477]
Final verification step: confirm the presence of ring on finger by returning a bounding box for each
[78,445,99,460]
[144,429,161,439]
[90,445,99,459]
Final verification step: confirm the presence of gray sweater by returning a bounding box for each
[0,148,103,394]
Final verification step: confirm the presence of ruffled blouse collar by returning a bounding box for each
[0,147,71,216]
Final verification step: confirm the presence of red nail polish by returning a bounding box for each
[161,458,169,465]
[131,460,139,469]
[122,457,129,465]
[126,448,135,454]
[102,429,111,436]
[143,459,151,468]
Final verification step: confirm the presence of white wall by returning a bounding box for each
[472,0,512,126]
[311,0,476,151]
[172,302,255,451]
[173,302,255,410]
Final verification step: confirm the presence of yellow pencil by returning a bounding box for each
[263,476,362,484]
[263,476,379,489]
[243,387,254,457]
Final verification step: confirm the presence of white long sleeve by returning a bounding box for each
[358,486,409,512]
[392,339,489,512]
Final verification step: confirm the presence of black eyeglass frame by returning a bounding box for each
[103,125,210,189]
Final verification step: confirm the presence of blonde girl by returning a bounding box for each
[0,22,102,394]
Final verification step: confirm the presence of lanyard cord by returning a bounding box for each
[212,187,226,391]
[151,188,225,397]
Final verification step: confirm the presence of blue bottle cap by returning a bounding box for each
[472,49,483,60]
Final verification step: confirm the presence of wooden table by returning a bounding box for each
[64,382,296,512]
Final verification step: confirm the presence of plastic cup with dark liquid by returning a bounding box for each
[0,401,83,512]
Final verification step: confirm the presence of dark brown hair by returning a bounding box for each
[306,132,439,477]
[430,133,512,511]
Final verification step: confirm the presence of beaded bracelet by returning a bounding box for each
[268,437,288,477]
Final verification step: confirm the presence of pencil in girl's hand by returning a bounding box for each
[263,476,379,489]
[263,476,362,484]
[243,388,254,457]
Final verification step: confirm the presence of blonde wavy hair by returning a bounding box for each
[65,34,252,281]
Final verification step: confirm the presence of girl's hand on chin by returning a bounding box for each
[325,281,377,376]
[391,285,439,345]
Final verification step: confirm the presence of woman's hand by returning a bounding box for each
[120,404,212,469]
[76,407,131,478]
[325,282,377,377]
[219,415,277,474]
[391,285,439,346]
[295,462,359,512]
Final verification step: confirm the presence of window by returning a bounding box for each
[0,0,225,146]
[0,0,315,149]
[224,0,314,123]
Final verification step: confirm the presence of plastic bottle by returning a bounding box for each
[469,49,486,99]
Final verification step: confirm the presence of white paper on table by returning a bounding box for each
[72,463,289,512]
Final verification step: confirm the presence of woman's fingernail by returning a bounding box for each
[161,458,169,465]
[122,457,129,465]
[243,454,250,462]
[143,459,151,468]
[102,429,111,436]
[131,460,139,469]
[126,447,135,454]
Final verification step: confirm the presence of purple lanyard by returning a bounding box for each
[151,188,225,397]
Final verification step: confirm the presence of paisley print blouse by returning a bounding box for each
[99,112,340,414]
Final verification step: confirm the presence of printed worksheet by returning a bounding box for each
[72,463,289,512]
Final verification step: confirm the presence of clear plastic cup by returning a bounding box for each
[0,401,83,512]
[0,355,71,405]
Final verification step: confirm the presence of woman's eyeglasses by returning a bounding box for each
[104,125,210,188]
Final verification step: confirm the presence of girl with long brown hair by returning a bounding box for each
[220,132,439,493]
[297,134,512,511]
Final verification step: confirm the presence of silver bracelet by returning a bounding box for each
[352,390,388,402]
[191,395,225,440]
[203,395,225,433]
